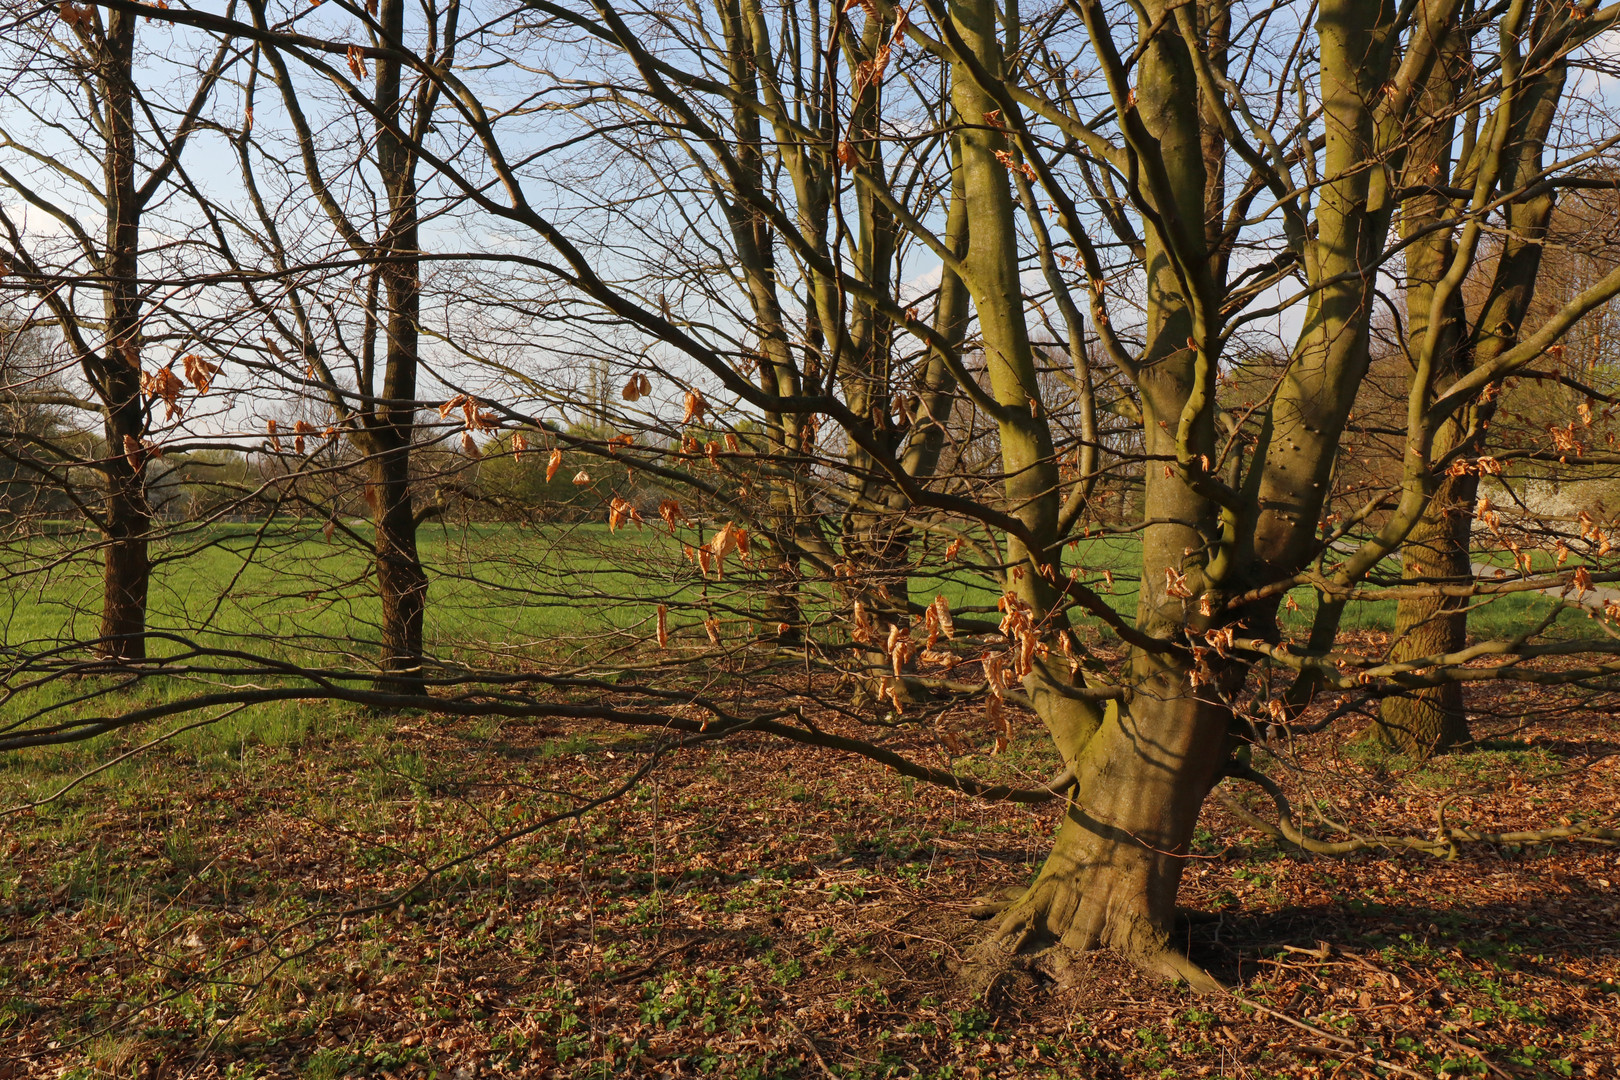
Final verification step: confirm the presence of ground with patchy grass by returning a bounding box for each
[2,680,1619,1079]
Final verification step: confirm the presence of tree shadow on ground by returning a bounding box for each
[1185,892,1620,993]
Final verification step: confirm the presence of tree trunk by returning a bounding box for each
[370,0,428,694]
[99,438,150,661]
[1376,17,1566,754]
[1377,463,1473,754]
[373,439,427,691]
[96,11,149,663]
[985,674,1228,988]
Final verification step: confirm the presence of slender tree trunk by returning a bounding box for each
[371,0,428,692]
[836,10,906,610]
[373,436,427,689]
[99,428,150,661]
[96,11,149,662]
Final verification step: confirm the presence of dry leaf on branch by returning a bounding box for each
[658,499,688,534]
[622,373,652,401]
[140,367,185,421]
[852,600,873,644]
[682,389,707,425]
[180,354,219,393]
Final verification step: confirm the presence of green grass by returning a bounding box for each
[0,519,731,756]
[3,521,1593,681]
[1,519,686,659]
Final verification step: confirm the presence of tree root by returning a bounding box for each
[1139,948,1225,994]
[962,881,1225,996]
[965,885,1027,920]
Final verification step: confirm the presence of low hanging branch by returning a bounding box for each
[1221,765,1620,858]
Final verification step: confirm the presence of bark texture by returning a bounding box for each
[96,10,150,662]
[986,687,1228,988]
[369,0,428,692]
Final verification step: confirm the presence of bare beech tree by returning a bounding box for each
[382,0,1620,982]
[231,0,457,690]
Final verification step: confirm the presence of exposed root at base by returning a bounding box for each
[962,885,1225,997]
[965,886,1028,920]
[1138,948,1225,994]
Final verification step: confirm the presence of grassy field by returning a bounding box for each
[2,521,1587,673]
[1,521,682,661]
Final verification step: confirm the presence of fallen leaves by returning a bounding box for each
[4,680,1620,1080]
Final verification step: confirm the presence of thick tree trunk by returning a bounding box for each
[1372,20,1470,755]
[1376,21,1565,754]
[985,674,1228,988]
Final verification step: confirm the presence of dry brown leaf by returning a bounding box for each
[140,366,185,421]
[853,600,873,644]
[608,496,631,532]
[658,499,688,534]
[180,354,220,394]
[682,389,707,425]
